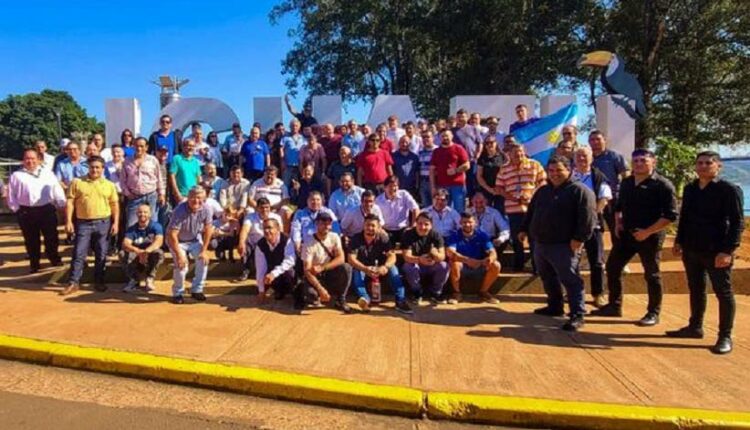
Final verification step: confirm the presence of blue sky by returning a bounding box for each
[0,0,373,133]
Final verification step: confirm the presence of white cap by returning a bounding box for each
[59,138,71,148]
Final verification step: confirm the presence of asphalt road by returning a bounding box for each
[0,359,522,430]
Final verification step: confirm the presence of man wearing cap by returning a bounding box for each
[301,211,352,312]
[7,147,66,273]
[148,114,183,164]
[592,149,678,327]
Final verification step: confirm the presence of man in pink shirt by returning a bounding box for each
[429,130,470,212]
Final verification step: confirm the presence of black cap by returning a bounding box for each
[232,122,241,129]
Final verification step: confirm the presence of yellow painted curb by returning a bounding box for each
[0,334,423,416]
[427,392,750,429]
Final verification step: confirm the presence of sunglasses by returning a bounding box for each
[160,120,171,124]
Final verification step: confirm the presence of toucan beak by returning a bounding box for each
[577,50,614,68]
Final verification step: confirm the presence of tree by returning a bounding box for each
[0,89,103,159]
[270,0,593,119]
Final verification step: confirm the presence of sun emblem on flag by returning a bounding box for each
[547,130,561,144]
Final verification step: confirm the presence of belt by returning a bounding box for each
[19,204,54,210]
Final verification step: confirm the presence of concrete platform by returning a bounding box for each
[0,224,749,427]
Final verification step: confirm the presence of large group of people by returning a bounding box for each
[2,102,744,355]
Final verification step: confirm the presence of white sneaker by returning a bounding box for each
[623,264,631,274]
[145,277,155,292]
[122,280,138,293]
[357,297,370,312]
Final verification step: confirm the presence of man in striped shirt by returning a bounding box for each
[495,143,546,272]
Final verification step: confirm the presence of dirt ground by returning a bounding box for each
[738,218,750,261]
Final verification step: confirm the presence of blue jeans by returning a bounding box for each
[533,242,586,316]
[170,240,208,296]
[447,185,466,213]
[419,176,432,206]
[353,266,406,302]
[402,262,449,299]
[69,218,111,285]
[125,192,158,229]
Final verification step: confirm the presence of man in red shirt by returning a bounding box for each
[430,130,470,212]
[375,123,395,153]
[319,123,342,167]
[356,133,394,193]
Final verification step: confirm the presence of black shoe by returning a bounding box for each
[533,306,564,317]
[94,283,108,292]
[711,336,732,355]
[562,314,585,332]
[395,300,414,315]
[236,270,250,282]
[191,292,207,301]
[29,265,40,274]
[665,326,704,339]
[172,295,185,304]
[636,312,659,327]
[293,300,306,310]
[335,300,353,314]
[590,304,623,317]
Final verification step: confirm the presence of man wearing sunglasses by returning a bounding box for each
[148,114,183,164]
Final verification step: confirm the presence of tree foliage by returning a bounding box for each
[271,0,749,148]
[0,89,103,159]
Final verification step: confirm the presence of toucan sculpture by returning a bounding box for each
[578,50,647,119]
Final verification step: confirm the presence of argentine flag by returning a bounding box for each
[513,103,578,166]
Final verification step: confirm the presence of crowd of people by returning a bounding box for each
[1,101,744,354]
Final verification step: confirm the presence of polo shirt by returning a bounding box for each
[329,186,364,220]
[356,149,393,184]
[249,178,289,207]
[375,190,419,230]
[124,221,164,249]
[156,131,177,164]
[418,147,435,177]
[392,151,420,192]
[400,228,444,256]
[495,158,546,214]
[169,154,201,196]
[67,176,118,220]
[447,230,493,260]
[55,158,89,186]
[342,133,364,156]
[424,205,461,238]
[592,149,628,196]
[470,206,510,242]
[348,231,391,266]
[240,140,270,173]
[430,144,469,187]
[281,134,306,167]
[168,201,213,243]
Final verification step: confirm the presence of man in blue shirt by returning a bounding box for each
[55,140,89,190]
[121,204,164,293]
[240,126,270,181]
[281,119,307,185]
[446,212,501,304]
[328,172,364,220]
[148,114,183,164]
[509,104,540,134]
[290,191,340,253]
[392,135,421,198]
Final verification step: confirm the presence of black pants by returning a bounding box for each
[211,235,238,260]
[682,249,735,337]
[121,250,164,281]
[606,231,664,314]
[303,263,352,304]
[602,202,619,249]
[507,213,534,271]
[583,227,605,296]
[267,270,297,300]
[18,204,60,268]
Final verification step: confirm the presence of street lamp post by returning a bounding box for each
[53,108,62,143]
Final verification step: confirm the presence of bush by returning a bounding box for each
[652,136,696,196]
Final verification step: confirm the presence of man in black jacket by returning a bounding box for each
[148,114,183,164]
[666,151,744,354]
[519,156,597,331]
[593,149,678,327]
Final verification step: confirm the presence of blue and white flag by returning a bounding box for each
[513,103,578,166]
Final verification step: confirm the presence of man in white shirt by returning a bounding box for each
[7,148,66,273]
[340,190,385,238]
[469,192,510,248]
[248,166,292,225]
[34,140,56,171]
[238,197,284,281]
[301,212,352,313]
[375,175,419,244]
[386,115,405,145]
[254,218,296,304]
[424,188,461,239]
